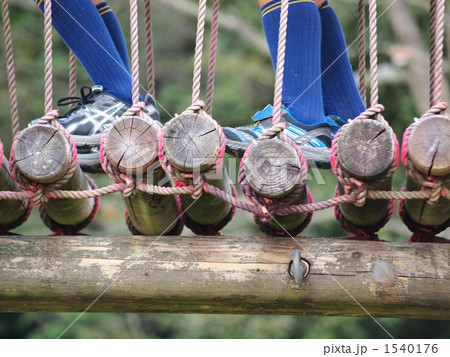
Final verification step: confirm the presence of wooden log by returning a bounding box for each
[0,142,31,230]
[336,119,396,228]
[0,235,448,319]
[103,116,182,235]
[241,139,310,234]
[14,124,71,184]
[13,124,95,227]
[403,115,450,227]
[407,115,450,176]
[162,113,233,230]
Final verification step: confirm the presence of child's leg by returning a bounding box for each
[260,0,324,125]
[319,1,365,119]
[94,1,131,74]
[34,0,132,104]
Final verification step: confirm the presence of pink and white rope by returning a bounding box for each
[129,0,140,104]
[205,0,220,115]
[68,51,77,108]
[192,0,208,104]
[1,0,20,138]
[368,0,379,108]
[357,0,367,107]
[43,0,53,113]
[144,0,156,97]
[272,0,290,125]
[429,0,446,107]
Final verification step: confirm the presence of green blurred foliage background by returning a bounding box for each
[0,0,448,338]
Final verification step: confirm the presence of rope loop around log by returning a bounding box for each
[331,103,399,200]
[401,120,449,206]
[9,110,78,206]
[100,133,137,199]
[159,100,226,200]
[100,102,158,198]
[238,130,309,224]
[329,103,399,238]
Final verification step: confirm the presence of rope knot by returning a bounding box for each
[353,104,385,121]
[191,173,204,200]
[426,178,446,205]
[421,102,448,118]
[184,100,205,115]
[341,175,367,207]
[354,186,368,207]
[119,173,136,197]
[173,173,204,199]
[35,109,59,126]
[259,122,287,141]
[31,185,48,206]
[122,102,147,118]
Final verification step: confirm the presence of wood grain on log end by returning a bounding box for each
[337,119,395,180]
[104,116,159,175]
[14,124,70,184]
[163,113,220,173]
[408,115,450,176]
[242,139,304,198]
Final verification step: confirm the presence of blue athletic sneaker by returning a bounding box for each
[223,105,346,168]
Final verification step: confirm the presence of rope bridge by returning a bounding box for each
[0,0,449,316]
[1,0,448,241]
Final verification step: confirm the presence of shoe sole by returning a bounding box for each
[75,152,103,173]
[72,134,103,149]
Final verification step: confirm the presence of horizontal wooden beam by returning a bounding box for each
[0,235,448,319]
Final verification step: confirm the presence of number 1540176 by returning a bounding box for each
[384,344,438,354]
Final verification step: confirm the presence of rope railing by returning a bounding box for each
[1,171,448,218]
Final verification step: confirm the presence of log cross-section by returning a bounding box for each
[0,235,448,319]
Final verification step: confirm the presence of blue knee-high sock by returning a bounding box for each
[319,1,365,119]
[261,0,323,125]
[34,0,132,104]
[96,2,131,74]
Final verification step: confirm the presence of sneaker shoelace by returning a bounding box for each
[57,86,97,117]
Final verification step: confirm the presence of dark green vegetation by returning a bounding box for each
[0,0,448,338]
